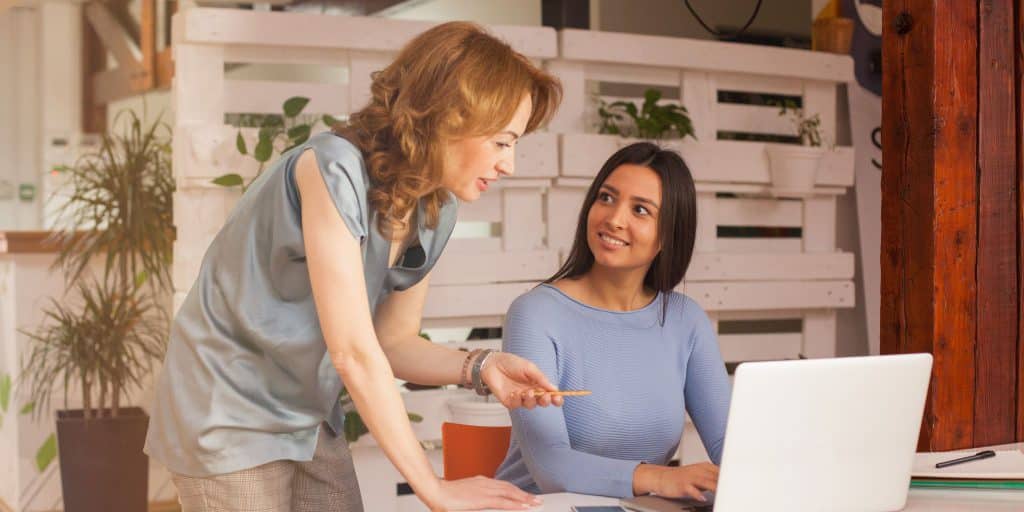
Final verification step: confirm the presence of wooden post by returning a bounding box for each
[884,0,1024,449]
[881,0,978,451]
[1017,0,1024,443]
[82,8,106,133]
[976,0,1019,447]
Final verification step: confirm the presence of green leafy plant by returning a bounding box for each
[778,100,823,147]
[597,89,696,140]
[21,110,174,420]
[214,96,342,191]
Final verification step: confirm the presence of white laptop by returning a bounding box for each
[621,353,933,512]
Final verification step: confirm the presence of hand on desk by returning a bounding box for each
[423,475,543,511]
[633,462,719,502]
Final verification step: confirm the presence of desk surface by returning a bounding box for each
[486,489,1023,511]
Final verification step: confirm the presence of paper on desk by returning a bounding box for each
[913,447,1024,479]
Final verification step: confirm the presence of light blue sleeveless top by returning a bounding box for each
[144,132,458,477]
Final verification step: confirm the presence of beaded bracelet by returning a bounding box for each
[460,348,482,389]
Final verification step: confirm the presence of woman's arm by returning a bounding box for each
[372,244,560,409]
[296,150,537,511]
[682,304,732,464]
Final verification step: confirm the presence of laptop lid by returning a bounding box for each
[713,353,932,512]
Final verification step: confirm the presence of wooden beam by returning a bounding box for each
[82,7,107,133]
[83,0,152,107]
[1017,0,1024,443]
[882,0,978,451]
[141,0,155,83]
[976,0,1019,447]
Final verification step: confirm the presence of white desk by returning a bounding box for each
[484,489,1023,511]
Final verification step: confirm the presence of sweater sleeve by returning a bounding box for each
[681,299,732,465]
[502,296,644,498]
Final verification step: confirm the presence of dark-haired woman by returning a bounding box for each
[494,143,732,502]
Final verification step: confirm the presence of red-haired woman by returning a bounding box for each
[146,22,563,512]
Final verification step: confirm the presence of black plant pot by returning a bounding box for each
[55,407,149,512]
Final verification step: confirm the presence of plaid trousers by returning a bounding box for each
[171,423,364,512]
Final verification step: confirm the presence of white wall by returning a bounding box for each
[0,6,41,231]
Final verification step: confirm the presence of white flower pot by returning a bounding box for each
[765,144,826,193]
[446,395,511,427]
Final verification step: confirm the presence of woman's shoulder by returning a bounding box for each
[664,291,712,325]
[508,284,568,317]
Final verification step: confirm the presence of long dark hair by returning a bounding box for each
[546,142,697,321]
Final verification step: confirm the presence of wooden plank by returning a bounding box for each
[975,0,1019,447]
[686,252,854,282]
[718,333,802,363]
[223,79,349,115]
[715,197,803,228]
[348,50,391,115]
[715,103,796,136]
[424,282,536,319]
[502,187,545,251]
[431,250,558,285]
[802,80,838,148]
[715,238,802,253]
[681,71,716,142]
[141,0,155,86]
[178,9,557,57]
[82,8,106,132]
[684,280,854,312]
[1019,0,1024,444]
[694,191,716,252]
[455,191,501,223]
[224,45,352,66]
[713,72,804,97]
[559,134,855,187]
[802,196,837,252]
[584,62,680,86]
[545,60,586,133]
[514,132,559,178]
[559,28,854,83]
[802,309,838,358]
[881,0,978,451]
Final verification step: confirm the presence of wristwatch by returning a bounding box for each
[471,349,498,396]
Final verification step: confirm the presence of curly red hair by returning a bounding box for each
[337,21,561,236]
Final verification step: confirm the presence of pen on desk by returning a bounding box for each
[934,449,996,469]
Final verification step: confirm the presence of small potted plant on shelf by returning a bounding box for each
[597,88,696,141]
[765,100,826,195]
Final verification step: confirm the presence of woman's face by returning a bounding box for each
[586,164,663,272]
[441,94,533,202]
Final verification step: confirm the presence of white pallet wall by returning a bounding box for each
[171,12,858,511]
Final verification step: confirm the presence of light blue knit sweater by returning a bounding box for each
[494,284,732,498]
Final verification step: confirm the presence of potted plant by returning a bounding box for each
[20,111,174,512]
[765,100,826,194]
[597,88,696,141]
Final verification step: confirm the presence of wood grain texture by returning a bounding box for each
[882,0,978,451]
[1017,0,1024,443]
[976,0,1019,447]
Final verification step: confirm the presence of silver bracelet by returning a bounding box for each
[471,349,497,396]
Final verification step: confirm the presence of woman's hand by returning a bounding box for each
[421,476,543,511]
[633,462,719,502]
[480,352,564,409]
